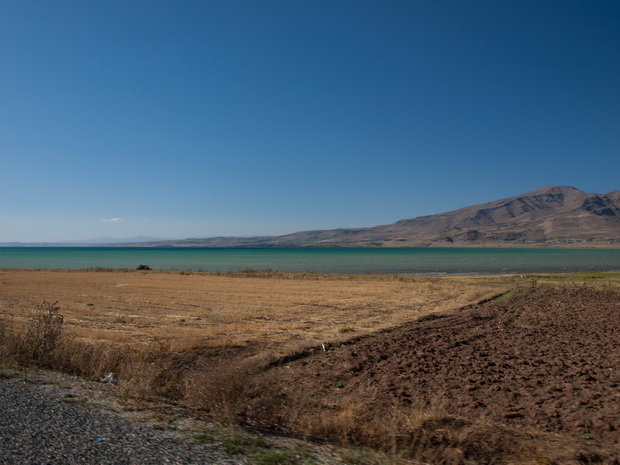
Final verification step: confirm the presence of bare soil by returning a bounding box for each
[242,285,620,464]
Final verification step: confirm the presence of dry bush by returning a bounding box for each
[0,301,64,367]
[22,300,64,366]
[184,356,268,422]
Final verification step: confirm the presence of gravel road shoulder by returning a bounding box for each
[0,370,357,465]
[0,371,248,465]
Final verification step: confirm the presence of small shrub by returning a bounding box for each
[184,357,268,422]
[136,264,152,270]
[21,301,64,365]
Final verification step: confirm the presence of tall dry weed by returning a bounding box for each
[183,354,275,422]
[28,301,64,362]
[1,300,65,367]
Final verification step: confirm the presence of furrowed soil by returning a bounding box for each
[243,285,620,464]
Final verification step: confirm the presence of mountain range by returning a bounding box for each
[143,185,620,247]
[3,186,618,248]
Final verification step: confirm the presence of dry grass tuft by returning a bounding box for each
[184,358,255,421]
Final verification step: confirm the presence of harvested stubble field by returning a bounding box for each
[0,269,503,355]
[1,269,619,464]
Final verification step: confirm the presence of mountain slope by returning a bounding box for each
[148,186,620,247]
[263,186,620,246]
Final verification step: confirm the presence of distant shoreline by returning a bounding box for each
[2,242,619,249]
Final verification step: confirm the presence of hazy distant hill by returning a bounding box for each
[0,236,163,247]
[141,186,620,247]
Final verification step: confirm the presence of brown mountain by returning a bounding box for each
[148,186,620,247]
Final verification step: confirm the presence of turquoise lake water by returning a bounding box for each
[1,247,619,275]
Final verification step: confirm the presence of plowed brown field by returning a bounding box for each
[243,285,620,464]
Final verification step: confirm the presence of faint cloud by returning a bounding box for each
[102,218,123,223]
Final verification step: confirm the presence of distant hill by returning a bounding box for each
[142,185,620,247]
[0,236,163,247]
[58,236,165,245]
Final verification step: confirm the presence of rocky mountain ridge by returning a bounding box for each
[145,185,620,247]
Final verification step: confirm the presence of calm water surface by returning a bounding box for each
[1,247,619,275]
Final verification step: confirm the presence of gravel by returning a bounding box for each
[0,377,243,465]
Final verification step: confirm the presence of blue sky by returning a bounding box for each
[1,1,619,242]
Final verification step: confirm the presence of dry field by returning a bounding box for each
[2,269,619,464]
[0,269,507,357]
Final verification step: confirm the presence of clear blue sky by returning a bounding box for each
[1,0,619,242]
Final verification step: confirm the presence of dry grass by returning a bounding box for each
[0,269,507,358]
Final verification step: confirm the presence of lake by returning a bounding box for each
[1,247,619,275]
